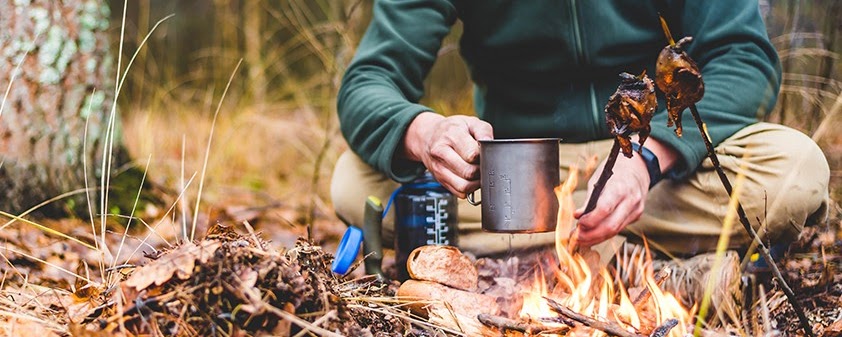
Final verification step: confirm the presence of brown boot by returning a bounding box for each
[616,243,742,327]
[654,250,742,327]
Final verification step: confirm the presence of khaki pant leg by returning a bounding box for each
[625,123,830,255]
[330,151,400,243]
[331,122,830,257]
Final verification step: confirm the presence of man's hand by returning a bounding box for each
[573,137,678,247]
[402,112,494,198]
[574,155,649,247]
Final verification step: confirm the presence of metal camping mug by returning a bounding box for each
[467,138,561,233]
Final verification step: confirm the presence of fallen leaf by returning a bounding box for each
[825,318,842,337]
[0,318,61,337]
[125,240,222,291]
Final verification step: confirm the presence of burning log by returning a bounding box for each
[545,297,679,337]
[545,296,642,337]
[655,16,814,337]
[407,245,478,291]
[649,319,679,337]
[583,71,657,215]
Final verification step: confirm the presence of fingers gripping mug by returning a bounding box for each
[467,139,561,233]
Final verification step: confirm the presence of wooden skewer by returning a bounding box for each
[688,105,813,337]
[582,141,621,215]
[656,14,813,337]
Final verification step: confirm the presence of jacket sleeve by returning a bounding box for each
[337,0,458,183]
[648,0,782,179]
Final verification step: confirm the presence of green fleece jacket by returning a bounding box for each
[337,0,781,183]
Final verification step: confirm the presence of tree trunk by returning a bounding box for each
[0,0,116,214]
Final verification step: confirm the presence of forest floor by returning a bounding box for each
[0,101,839,337]
[0,155,838,336]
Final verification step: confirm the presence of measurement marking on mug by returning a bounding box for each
[502,174,512,227]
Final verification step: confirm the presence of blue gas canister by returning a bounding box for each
[391,172,458,281]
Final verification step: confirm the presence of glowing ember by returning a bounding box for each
[517,166,691,336]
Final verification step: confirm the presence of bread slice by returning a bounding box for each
[397,280,500,318]
[406,245,478,291]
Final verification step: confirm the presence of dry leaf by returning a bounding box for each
[825,317,842,337]
[0,318,61,337]
[125,240,222,291]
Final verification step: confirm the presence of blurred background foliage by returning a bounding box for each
[108,0,841,220]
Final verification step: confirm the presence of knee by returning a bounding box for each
[756,126,829,240]
[329,150,399,229]
[330,151,362,225]
[767,126,829,196]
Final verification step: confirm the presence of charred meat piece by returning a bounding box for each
[604,72,657,158]
[655,36,704,137]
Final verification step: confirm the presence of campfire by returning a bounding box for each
[517,166,691,336]
[400,166,693,337]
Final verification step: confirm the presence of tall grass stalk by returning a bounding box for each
[99,0,129,254]
[693,160,748,336]
[190,59,243,242]
[0,247,95,285]
[110,154,151,284]
[125,172,197,265]
[0,211,96,250]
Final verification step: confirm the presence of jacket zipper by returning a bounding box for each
[569,0,602,136]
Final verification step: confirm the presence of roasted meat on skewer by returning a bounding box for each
[655,36,704,137]
[604,72,658,158]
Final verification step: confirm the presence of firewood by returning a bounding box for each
[545,296,642,337]
[407,245,478,291]
[632,267,671,308]
[397,280,500,319]
[649,319,679,337]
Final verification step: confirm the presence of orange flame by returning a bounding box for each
[518,166,689,336]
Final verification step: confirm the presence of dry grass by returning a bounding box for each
[121,102,344,222]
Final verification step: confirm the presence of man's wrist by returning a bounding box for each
[632,143,662,188]
[402,112,442,162]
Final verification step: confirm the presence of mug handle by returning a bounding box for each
[467,190,481,205]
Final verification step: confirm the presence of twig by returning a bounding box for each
[292,309,337,337]
[758,284,773,334]
[262,303,343,337]
[545,297,642,337]
[632,267,671,307]
[477,313,566,334]
[687,105,813,337]
[649,319,679,337]
[583,141,622,214]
